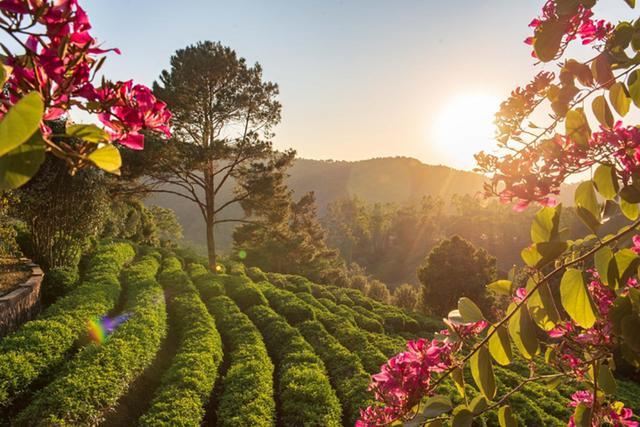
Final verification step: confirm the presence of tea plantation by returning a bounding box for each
[1,242,639,426]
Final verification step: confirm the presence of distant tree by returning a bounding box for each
[233,191,340,281]
[393,284,420,311]
[123,41,293,268]
[149,205,183,246]
[349,275,369,294]
[367,279,391,304]
[102,199,159,247]
[418,235,496,317]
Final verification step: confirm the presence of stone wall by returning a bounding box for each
[0,260,43,337]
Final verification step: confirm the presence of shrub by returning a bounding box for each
[366,279,391,303]
[16,253,167,425]
[223,275,268,310]
[246,266,268,283]
[315,310,387,374]
[224,259,246,276]
[297,320,373,425]
[285,274,313,293]
[188,263,224,299]
[207,296,275,427]
[0,242,134,407]
[40,264,80,306]
[261,285,315,325]
[247,305,342,427]
[378,310,406,333]
[139,257,223,426]
[349,275,369,294]
[392,283,420,311]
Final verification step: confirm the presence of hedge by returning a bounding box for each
[40,264,79,306]
[246,266,268,283]
[222,274,268,310]
[246,304,342,427]
[188,263,224,300]
[207,295,275,427]
[297,320,372,425]
[16,252,166,425]
[260,284,315,325]
[139,257,223,426]
[0,242,134,407]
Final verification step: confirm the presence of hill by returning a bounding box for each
[147,156,578,251]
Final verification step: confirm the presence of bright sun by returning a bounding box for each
[433,93,501,170]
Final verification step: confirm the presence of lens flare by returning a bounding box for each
[238,249,247,260]
[215,264,223,272]
[87,313,132,344]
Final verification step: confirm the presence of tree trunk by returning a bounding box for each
[206,216,216,270]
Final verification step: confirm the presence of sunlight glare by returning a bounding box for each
[432,93,501,170]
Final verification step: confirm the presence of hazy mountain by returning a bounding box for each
[147,156,576,250]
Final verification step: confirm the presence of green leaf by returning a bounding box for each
[592,95,614,128]
[508,302,539,359]
[0,133,45,190]
[459,297,484,323]
[592,53,615,89]
[533,18,566,62]
[0,92,44,157]
[422,395,453,418]
[487,280,513,296]
[531,205,562,243]
[593,164,619,200]
[621,199,640,220]
[527,279,561,331]
[597,362,617,394]
[625,0,636,8]
[628,69,640,107]
[620,184,640,203]
[573,403,591,427]
[609,82,631,116]
[88,144,122,173]
[451,367,465,397]
[470,346,496,400]
[594,246,614,286]
[469,395,488,415]
[66,124,110,143]
[560,268,597,328]
[488,324,513,366]
[0,61,6,87]
[608,249,640,289]
[574,181,601,231]
[622,315,640,351]
[451,406,474,427]
[498,405,518,427]
[565,108,591,147]
[521,241,568,268]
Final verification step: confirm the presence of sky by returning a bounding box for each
[80,0,637,170]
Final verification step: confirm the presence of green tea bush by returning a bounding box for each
[16,253,166,425]
[188,263,224,299]
[207,295,275,427]
[246,304,342,427]
[246,266,268,283]
[0,242,134,407]
[261,285,315,325]
[139,257,223,426]
[223,274,268,310]
[297,320,372,425]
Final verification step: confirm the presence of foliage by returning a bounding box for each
[0,1,171,188]
[393,283,421,311]
[149,205,183,245]
[234,191,342,281]
[222,274,269,310]
[0,242,134,407]
[16,253,167,425]
[102,199,160,247]
[359,2,640,426]
[139,257,222,426]
[207,295,275,427]
[10,153,110,269]
[246,304,342,426]
[366,279,391,304]
[418,235,496,317]
[40,264,79,306]
[0,192,19,256]
[124,40,293,266]
[297,319,374,425]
